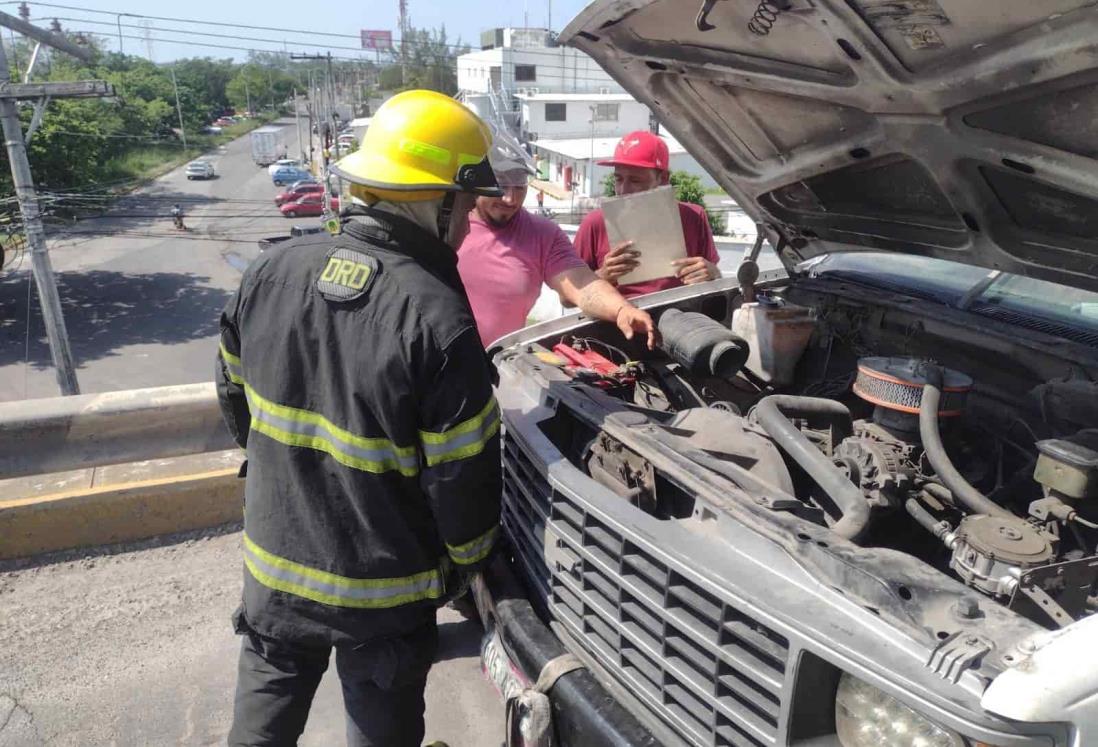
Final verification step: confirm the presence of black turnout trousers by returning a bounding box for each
[228,615,439,747]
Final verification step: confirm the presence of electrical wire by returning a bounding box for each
[60,28,632,85]
[20,3,573,55]
[21,9,629,81]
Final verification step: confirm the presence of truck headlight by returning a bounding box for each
[836,672,965,747]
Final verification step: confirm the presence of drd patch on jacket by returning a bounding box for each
[317,248,378,302]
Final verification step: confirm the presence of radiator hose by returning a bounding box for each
[753,395,871,542]
[919,366,1012,519]
[657,308,750,379]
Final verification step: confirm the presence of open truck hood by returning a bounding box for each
[561,0,1098,292]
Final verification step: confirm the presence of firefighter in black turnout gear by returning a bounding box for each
[216,90,504,747]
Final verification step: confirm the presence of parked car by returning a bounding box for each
[478,3,1098,747]
[201,125,222,135]
[279,192,338,218]
[184,160,215,180]
[271,166,311,187]
[290,223,326,238]
[274,182,324,206]
[267,158,302,178]
[287,178,319,191]
[257,223,328,250]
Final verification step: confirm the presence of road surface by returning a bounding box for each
[0,524,503,746]
[0,122,292,402]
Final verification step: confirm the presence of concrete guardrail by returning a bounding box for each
[0,382,233,480]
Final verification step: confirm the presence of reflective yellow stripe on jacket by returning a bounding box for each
[222,343,499,476]
[447,525,498,566]
[244,533,444,609]
[419,398,501,467]
[222,343,419,476]
[220,343,244,384]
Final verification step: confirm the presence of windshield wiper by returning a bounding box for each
[955,270,1002,311]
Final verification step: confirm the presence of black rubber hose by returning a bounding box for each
[905,495,955,545]
[919,366,1013,519]
[754,395,870,542]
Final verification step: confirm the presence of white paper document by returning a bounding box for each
[601,185,686,285]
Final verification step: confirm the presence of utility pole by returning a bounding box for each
[0,11,114,395]
[399,0,409,86]
[292,53,336,214]
[293,87,304,163]
[326,53,334,131]
[142,20,153,61]
[244,75,252,115]
[169,65,187,152]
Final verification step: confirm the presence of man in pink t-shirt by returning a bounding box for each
[458,133,656,348]
[573,131,721,298]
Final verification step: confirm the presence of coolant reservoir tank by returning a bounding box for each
[730,297,815,386]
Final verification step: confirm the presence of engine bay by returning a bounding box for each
[515,282,1098,631]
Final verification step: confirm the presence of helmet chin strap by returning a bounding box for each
[436,192,456,242]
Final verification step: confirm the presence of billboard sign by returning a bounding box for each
[360,30,393,51]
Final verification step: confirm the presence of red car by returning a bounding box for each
[274,182,324,206]
[279,192,339,218]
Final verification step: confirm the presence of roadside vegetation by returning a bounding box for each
[98,116,276,188]
[0,39,342,200]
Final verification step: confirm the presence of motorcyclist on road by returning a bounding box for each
[170,203,185,230]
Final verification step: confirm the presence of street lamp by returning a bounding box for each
[115,13,134,54]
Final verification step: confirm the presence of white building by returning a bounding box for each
[457,27,626,130]
[518,93,650,141]
[457,29,624,95]
[532,132,717,198]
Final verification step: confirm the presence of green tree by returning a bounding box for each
[388,25,468,95]
[378,65,403,91]
[173,57,236,115]
[0,38,326,199]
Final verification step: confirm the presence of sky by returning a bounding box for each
[7,0,594,63]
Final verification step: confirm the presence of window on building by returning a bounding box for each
[515,64,537,82]
[593,103,619,122]
[545,103,566,122]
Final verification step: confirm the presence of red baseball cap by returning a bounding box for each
[598,130,669,171]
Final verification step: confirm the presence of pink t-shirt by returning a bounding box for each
[573,201,720,298]
[458,209,587,346]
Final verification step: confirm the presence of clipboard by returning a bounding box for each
[601,185,686,285]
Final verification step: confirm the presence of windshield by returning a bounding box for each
[803,252,1098,340]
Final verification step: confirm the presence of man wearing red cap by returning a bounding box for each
[573,131,721,297]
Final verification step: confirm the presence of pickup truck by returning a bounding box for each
[480,2,1098,747]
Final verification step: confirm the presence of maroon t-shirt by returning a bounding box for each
[573,201,720,298]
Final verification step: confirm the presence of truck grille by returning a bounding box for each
[502,433,788,747]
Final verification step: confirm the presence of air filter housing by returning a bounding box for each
[853,357,973,417]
